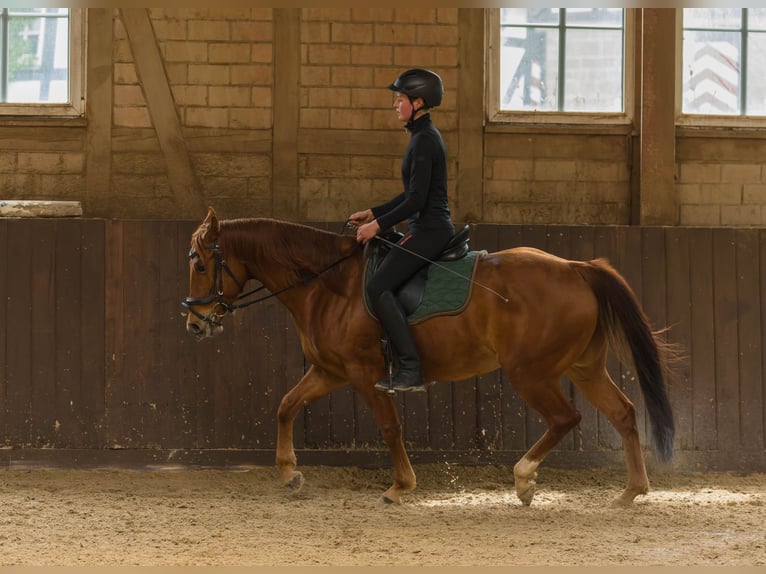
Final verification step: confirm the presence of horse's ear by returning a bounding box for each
[201,206,220,242]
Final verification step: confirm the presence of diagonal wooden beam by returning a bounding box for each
[120,8,206,218]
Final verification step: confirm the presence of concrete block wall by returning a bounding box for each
[1,8,765,226]
[297,8,459,221]
[677,136,766,226]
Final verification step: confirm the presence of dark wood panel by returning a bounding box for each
[713,230,740,451]
[5,221,33,446]
[688,228,717,450]
[737,229,763,451]
[0,220,763,473]
[30,220,56,446]
[664,227,694,451]
[52,220,83,447]
[0,221,7,443]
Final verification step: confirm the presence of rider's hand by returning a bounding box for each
[356,220,380,244]
[349,209,373,227]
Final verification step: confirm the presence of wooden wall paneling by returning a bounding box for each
[713,229,740,452]
[450,377,478,451]
[104,221,123,447]
[428,372,455,450]
[497,225,526,451]
[30,220,57,446]
[155,220,183,448]
[78,220,106,449]
[0,221,7,443]
[6,221,33,446]
[736,229,763,451]
[52,221,87,448]
[245,296,281,449]
[664,227,694,451]
[121,221,160,447]
[331,382,358,448]
[760,229,766,452]
[568,225,599,453]
[403,390,430,448]
[689,228,717,450]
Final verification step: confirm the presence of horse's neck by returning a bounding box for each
[224,218,359,296]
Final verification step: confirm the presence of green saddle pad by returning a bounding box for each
[364,250,485,325]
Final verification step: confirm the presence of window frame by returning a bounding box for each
[486,8,635,127]
[676,7,766,129]
[0,8,85,118]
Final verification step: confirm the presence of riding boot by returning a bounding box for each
[372,291,425,393]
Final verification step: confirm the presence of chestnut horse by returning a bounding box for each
[184,207,674,507]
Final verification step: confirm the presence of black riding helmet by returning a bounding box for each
[388,68,444,109]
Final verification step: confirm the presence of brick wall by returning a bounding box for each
[677,135,766,226]
[298,8,459,221]
[1,8,765,225]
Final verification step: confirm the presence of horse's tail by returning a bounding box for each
[576,258,675,463]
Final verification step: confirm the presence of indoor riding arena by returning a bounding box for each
[0,7,764,568]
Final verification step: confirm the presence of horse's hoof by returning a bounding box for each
[611,496,633,508]
[285,471,305,492]
[380,495,396,505]
[517,485,536,506]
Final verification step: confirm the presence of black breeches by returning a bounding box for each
[366,229,454,304]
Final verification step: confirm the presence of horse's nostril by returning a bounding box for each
[188,322,201,334]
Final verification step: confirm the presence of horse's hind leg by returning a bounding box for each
[510,377,582,506]
[275,365,344,491]
[568,352,649,507]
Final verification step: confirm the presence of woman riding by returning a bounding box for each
[349,68,455,393]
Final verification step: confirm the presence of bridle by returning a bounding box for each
[182,239,360,328]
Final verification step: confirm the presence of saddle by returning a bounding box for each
[364,225,480,324]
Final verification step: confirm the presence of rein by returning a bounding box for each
[182,239,360,326]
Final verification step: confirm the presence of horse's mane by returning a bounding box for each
[218,218,360,294]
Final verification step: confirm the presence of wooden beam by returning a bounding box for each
[640,9,677,225]
[456,8,485,222]
[120,8,206,218]
[272,8,301,219]
[85,8,113,218]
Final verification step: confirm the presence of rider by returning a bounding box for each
[350,68,455,393]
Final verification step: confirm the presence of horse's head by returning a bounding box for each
[183,206,248,339]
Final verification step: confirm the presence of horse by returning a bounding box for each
[183,206,675,507]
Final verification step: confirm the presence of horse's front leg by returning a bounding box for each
[275,365,344,491]
[354,380,417,505]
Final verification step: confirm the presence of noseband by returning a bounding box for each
[182,241,248,327]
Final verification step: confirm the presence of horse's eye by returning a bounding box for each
[194,261,206,274]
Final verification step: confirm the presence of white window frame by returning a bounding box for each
[676,8,766,129]
[0,8,85,118]
[486,8,635,127]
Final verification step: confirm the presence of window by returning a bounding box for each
[682,8,766,118]
[487,8,633,125]
[0,7,84,117]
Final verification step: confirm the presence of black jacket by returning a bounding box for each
[372,113,453,233]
